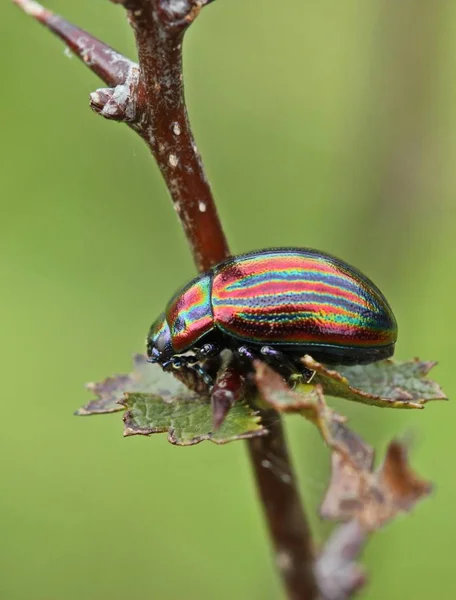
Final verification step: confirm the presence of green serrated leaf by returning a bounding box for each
[78,355,266,444]
[302,356,447,409]
[121,392,266,446]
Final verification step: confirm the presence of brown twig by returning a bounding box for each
[13,1,318,598]
[248,411,319,600]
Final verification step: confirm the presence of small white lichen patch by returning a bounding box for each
[260,456,293,485]
[276,550,293,572]
[198,201,207,212]
[169,154,178,168]
[147,125,155,145]
[168,0,188,13]
[172,122,181,136]
[111,84,129,108]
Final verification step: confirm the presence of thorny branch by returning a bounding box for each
[13,2,437,600]
[13,0,228,272]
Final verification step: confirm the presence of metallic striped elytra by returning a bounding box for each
[147,248,397,380]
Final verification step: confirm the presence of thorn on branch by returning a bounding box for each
[13,0,136,88]
[211,351,245,430]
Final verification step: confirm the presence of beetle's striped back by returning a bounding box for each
[211,249,397,351]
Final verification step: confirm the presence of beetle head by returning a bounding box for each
[147,313,173,364]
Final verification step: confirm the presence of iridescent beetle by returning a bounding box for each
[147,248,397,383]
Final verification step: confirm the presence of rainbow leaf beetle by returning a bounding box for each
[147,248,397,384]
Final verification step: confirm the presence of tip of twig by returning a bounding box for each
[12,0,50,19]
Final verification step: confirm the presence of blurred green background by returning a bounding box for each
[2,0,455,598]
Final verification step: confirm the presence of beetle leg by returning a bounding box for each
[190,343,222,362]
[171,344,221,366]
[188,363,214,387]
[260,346,315,384]
[237,345,259,361]
[161,355,214,386]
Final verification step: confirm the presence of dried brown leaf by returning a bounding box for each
[255,361,432,531]
[320,441,432,530]
[255,361,373,469]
